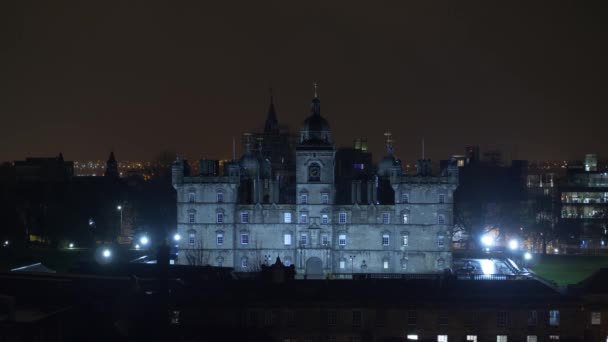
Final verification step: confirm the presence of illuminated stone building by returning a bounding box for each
[172,87,458,276]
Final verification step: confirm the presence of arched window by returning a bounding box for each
[187,229,196,246]
[216,256,224,267]
[188,210,196,224]
[216,208,224,224]
[401,192,409,203]
[401,232,410,247]
[339,257,346,269]
[241,256,249,269]
[437,232,446,248]
[188,192,196,203]
[401,258,408,270]
[216,191,224,203]
[437,213,446,225]
[382,233,390,246]
[382,257,390,270]
[300,210,308,224]
[401,209,410,224]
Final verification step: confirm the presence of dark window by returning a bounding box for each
[438,311,449,326]
[327,310,337,326]
[352,311,362,327]
[407,310,417,326]
[497,311,509,327]
[527,310,538,326]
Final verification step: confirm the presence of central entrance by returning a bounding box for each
[305,257,324,279]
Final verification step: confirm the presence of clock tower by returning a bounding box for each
[295,83,335,277]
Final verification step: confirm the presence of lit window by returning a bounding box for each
[284,234,292,245]
[300,212,308,224]
[382,234,390,246]
[437,336,448,342]
[402,234,409,247]
[300,194,308,204]
[526,336,537,342]
[339,212,347,224]
[216,212,224,224]
[549,336,559,341]
[591,312,601,325]
[407,335,418,341]
[240,233,249,245]
[402,193,409,203]
[188,192,196,203]
[438,214,446,225]
[188,212,195,224]
[354,163,365,170]
[322,214,329,224]
[549,310,560,326]
[497,336,507,342]
[300,234,308,246]
[188,232,196,245]
[216,233,223,245]
[403,213,409,224]
[321,193,329,204]
[383,259,389,269]
[339,259,346,269]
[382,213,390,224]
[284,212,292,223]
[322,234,329,246]
[439,194,445,203]
[217,192,224,203]
[339,234,347,246]
[437,234,445,248]
[240,212,249,223]
[241,257,248,269]
[467,336,477,342]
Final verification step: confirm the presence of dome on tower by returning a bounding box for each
[299,88,332,146]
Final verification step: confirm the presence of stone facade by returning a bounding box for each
[173,91,458,276]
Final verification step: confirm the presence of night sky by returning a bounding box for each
[1,1,606,163]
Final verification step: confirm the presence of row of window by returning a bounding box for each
[406,335,561,342]
[400,193,447,204]
[187,231,445,249]
[299,193,330,204]
[187,211,446,225]
[188,191,224,203]
[186,191,450,205]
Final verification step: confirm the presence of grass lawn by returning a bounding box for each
[531,254,608,286]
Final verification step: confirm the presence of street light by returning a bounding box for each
[3,240,9,247]
[481,234,494,247]
[524,252,532,261]
[508,239,519,251]
[69,243,74,249]
[116,205,123,239]
[173,233,181,242]
[140,236,149,246]
[102,248,112,259]
[135,244,140,250]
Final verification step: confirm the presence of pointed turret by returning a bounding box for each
[264,89,279,134]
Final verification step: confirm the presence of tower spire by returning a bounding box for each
[313,81,318,98]
[264,88,279,133]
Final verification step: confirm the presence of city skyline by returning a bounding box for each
[1,1,606,162]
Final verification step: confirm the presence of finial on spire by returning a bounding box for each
[313,81,318,98]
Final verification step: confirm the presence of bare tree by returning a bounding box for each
[185,235,211,266]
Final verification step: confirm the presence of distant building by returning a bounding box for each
[173,88,458,276]
[13,153,73,182]
[559,157,608,249]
